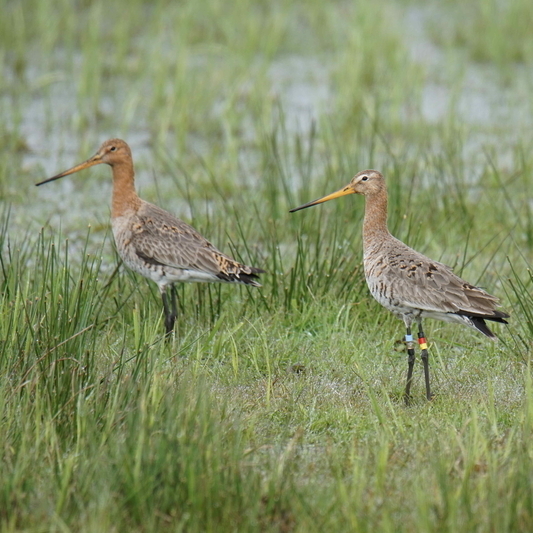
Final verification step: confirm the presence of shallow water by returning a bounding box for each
[406,3,533,174]
[5,2,533,247]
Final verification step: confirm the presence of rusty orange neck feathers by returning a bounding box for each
[110,157,141,218]
[362,187,390,250]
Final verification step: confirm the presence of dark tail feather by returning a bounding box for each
[217,266,265,287]
[470,317,498,339]
[238,269,264,287]
[469,314,509,340]
[486,309,510,322]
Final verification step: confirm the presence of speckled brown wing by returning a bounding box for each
[129,202,264,285]
[371,238,502,317]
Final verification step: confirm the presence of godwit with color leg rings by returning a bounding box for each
[37,139,264,336]
[290,170,508,403]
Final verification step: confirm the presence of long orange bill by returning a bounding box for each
[36,154,103,186]
[289,184,355,212]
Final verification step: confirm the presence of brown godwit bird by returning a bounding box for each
[290,169,508,403]
[36,139,264,336]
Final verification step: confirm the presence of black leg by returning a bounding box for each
[418,327,431,400]
[170,285,178,323]
[161,287,177,336]
[404,326,416,405]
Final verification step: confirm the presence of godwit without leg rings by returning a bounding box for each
[37,139,264,336]
[290,169,508,404]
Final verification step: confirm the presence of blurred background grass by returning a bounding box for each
[1,0,533,530]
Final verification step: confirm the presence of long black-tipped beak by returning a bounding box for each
[36,154,103,186]
[289,185,355,212]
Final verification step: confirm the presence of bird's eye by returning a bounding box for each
[361,175,368,182]
[110,146,117,152]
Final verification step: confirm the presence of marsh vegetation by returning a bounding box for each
[1,0,533,530]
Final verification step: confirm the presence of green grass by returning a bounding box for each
[1,0,533,530]
[430,0,533,69]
